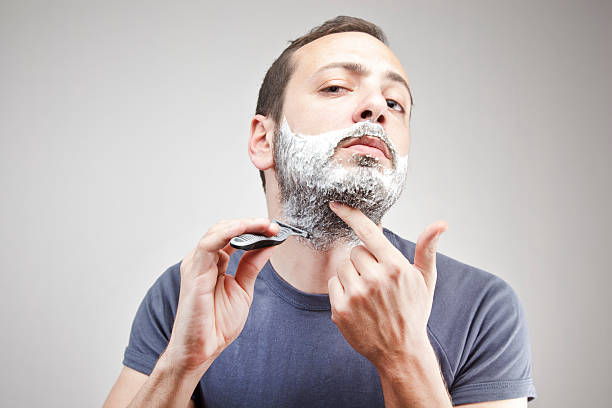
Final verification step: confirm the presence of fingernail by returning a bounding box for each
[329,201,340,209]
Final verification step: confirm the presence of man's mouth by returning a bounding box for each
[337,135,392,160]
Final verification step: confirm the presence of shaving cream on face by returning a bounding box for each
[273,117,409,251]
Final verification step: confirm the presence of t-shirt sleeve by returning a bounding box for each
[449,277,537,405]
[122,262,181,374]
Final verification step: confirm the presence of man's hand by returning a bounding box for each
[164,218,280,376]
[327,201,448,371]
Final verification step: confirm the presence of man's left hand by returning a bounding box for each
[328,201,448,371]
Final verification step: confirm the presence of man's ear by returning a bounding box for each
[249,114,275,171]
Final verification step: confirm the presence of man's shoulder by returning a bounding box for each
[145,260,183,301]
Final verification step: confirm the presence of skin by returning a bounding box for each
[250,32,415,294]
[103,32,527,407]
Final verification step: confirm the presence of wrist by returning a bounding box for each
[375,339,452,408]
[375,336,435,381]
[159,344,216,382]
[127,348,211,407]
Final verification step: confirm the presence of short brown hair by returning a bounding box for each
[255,16,409,192]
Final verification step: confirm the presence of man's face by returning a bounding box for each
[282,31,412,164]
[269,32,412,250]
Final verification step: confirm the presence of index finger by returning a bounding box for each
[329,202,395,261]
[198,218,279,254]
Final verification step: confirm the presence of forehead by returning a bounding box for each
[291,31,409,84]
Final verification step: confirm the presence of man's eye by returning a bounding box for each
[387,99,404,112]
[321,85,348,93]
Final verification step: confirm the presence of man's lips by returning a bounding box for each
[338,135,392,160]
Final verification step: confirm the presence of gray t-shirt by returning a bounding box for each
[123,228,537,406]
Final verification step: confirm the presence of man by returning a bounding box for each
[104,16,536,407]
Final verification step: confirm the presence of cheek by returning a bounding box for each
[391,132,411,156]
[293,104,355,135]
[398,138,410,156]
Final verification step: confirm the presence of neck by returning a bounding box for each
[269,235,354,294]
[263,172,382,294]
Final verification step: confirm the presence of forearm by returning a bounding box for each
[127,350,211,408]
[377,342,453,408]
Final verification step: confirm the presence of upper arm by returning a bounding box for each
[455,397,528,407]
[449,278,536,404]
[103,366,197,408]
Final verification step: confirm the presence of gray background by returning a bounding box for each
[1,0,610,406]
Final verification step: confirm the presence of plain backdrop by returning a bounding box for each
[1,1,611,406]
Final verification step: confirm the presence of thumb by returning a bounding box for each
[413,220,448,290]
[234,246,276,302]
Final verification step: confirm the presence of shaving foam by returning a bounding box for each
[273,117,409,251]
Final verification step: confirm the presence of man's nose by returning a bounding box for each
[352,93,387,124]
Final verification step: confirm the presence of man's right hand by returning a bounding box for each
[163,218,280,376]
[104,219,279,408]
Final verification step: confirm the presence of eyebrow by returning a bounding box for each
[311,61,414,108]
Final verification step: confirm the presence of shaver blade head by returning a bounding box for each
[272,219,309,239]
